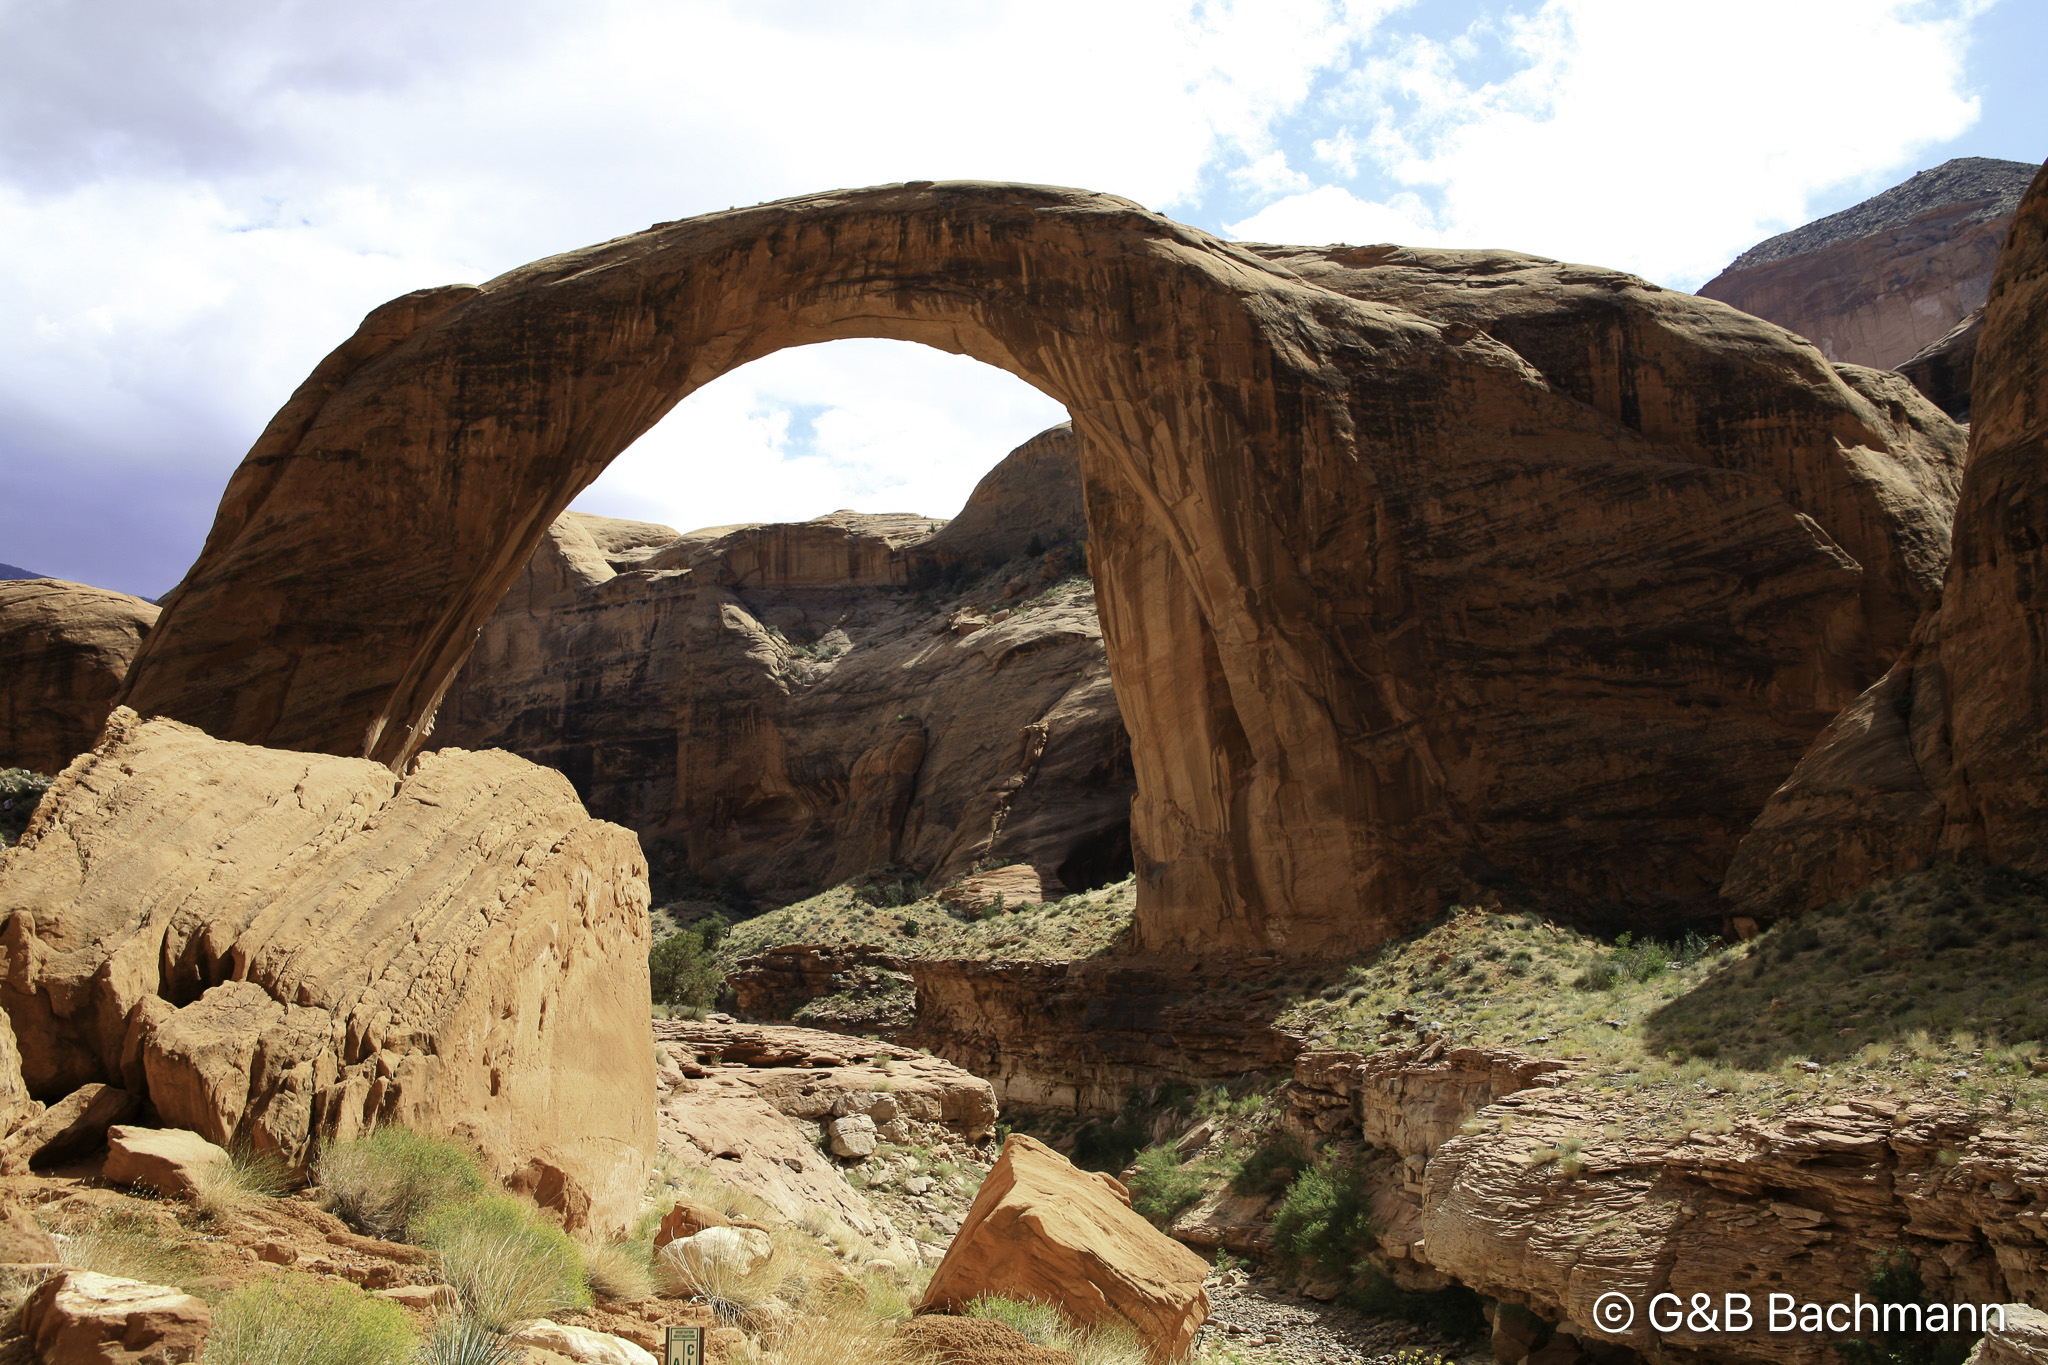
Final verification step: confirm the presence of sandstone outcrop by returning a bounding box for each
[1698,157,2035,370]
[0,709,655,1232]
[1974,1304,2048,1365]
[20,1270,211,1365]
[1724,159,2048,917]
[122,181,1958,953]
[438,426,1131,906]
[921,1134,1209,1364]
[729,945,910,1023]
[0,579,157,776]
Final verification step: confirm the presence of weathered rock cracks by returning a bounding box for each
[0,709,654,1232]
[121,180,1959,954]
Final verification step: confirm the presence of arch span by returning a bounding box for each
[119,182,1961,954]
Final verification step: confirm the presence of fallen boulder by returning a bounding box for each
[0,578,158,777]
[0,709,656,1234]
[102,1127,231,1200]
[2,1083,139,1169]
[20,1269,210,1364]
[920,1134,1208,1364]
[650,1199,728,1248]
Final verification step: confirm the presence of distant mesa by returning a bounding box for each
[1699,156,2037,417]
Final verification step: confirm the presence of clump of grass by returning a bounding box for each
[654,1226,795,1327]
[1125,1144,1205,1229]
[583,1239,655,1301]
[417,1314,518,1365]
[416,1195,591,1330]
[191,1143,293,1222]
[54,1206,207,1289]
[201,1274,418,1365]
[964,1295,1148,1365]
[316,1125,487,1241]
[742,1295,911,1365]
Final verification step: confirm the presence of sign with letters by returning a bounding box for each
[664,1325,705,1365]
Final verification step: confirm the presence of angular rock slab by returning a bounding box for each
[921,1134,1209,1364]
[21,1270,210,1365]
[118,181,1959,954]
[0,708,654,1233]
[102,1126,231,1201]
[1725,159,2048,916]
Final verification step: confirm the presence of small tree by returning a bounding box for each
[649,929,724,1014]
[1836,1248,1976,1365]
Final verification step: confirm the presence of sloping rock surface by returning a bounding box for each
[1725,160,2048,916]
[0,579,157,776]
[0,709,654,1232]
[1698,157,2034,370]
[921,1134,1209,1364]
[121,181,1958,954]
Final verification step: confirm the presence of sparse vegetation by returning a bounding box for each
[201,1274,417,1365]
[316,1125,487,1240]
[721,874,1138,966]
[1125,1144,1205,1228]
[190,1142,292,1222]
[1835,1247,1978,1365]
[965,1294,1148,1365]
[53,1205,207,1289]
[416,1194,591,1330]
[0,767,51,847]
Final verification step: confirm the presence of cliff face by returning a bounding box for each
[121,181,1961,956]
[439,425,1135,905]
[1697,157,2035,374]
[0,580,158,776]
[1724,161,2048,919]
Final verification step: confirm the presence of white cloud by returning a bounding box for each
[1273,0,1988,285]
[571,341,1069,533]
[1227,184,1440,245]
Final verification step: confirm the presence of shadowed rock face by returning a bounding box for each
[1723,161,2048,919]
[0,580,158,776]
[438,425,1134,904]
[119,181,1957,954]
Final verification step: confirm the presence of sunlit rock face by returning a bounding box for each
[121,181,1956,954]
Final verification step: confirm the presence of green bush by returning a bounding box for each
[315,1126,487,1240]
[1125,1145,1204,1228]
[417,1194,591,1330]
[1230,1131,1308,1196]
[1271,1150,1377,1280]
[1836,1248,1977,1365]
[0,768,52,848]
[202,1274,417,1365]
[649,928,724,1012]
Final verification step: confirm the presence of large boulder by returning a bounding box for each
[19,1270,211,1364]
[920,1134,1209,1364]
[0,708,655,1233]
[0,578,157,776]
[118,181,1958,954]
[0,1082,139,1169]
[103,1126,232,1200]
[1724,159,2048,917]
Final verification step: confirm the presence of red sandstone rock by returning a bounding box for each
[0,579,157,776]
[20,1270,210,1364]
[921,1135,1209,1364]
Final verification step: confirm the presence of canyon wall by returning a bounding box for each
[438,424,1134,903]
[1725,160,2048,919]
[119,181,1959,955]
[1698,157,2034,375]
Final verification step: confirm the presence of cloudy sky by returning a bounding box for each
[4,0,2042,597]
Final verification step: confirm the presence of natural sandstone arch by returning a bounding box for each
[120,181,1960,954]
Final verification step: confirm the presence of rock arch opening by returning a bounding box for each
[118,181,1959,956]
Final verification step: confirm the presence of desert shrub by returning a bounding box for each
[417,1314,518,1365]
[649,928,724,1013]
[202,1274,417,1365]
[316,1126,487,1240]
[1070,1096,1149,1173]
[1836,1248,1977,1365]
[0,768,52,847]
[654,1226,796,1327]
[1229,1130,1308,1195]
[1271,1150,1378,1281]
[1125,1145,1204,1228]
[416,1195,591,1329]
[854,874,926,909]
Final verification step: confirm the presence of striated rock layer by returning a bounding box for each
[0,710,654,1232]
[0,579,157,776]
[1698,157,2035,371]
[121,181,1957,954]
[1725,160,2048,919]
[439,425,1134,903]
